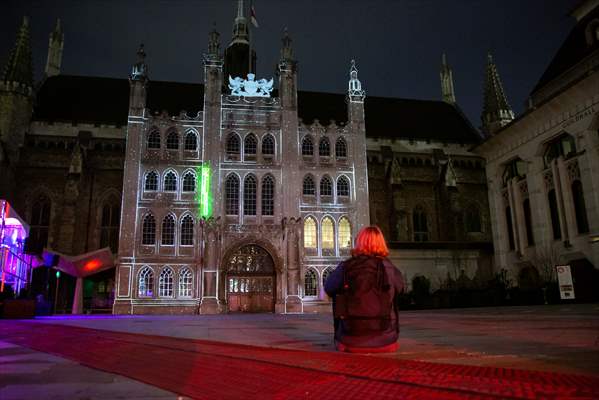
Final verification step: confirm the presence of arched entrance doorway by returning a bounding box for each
[225,244,275,313]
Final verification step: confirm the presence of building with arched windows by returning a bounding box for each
[473,1,599,299]
[1,1,499,314]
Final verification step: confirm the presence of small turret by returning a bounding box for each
[481,52,514,135]
[280,28,294,63]
[224,0,255,79]
[440,53,456,104]
[348,60,365,103]
[45,18,64,78]
[207,24,221,60]
[128,44,148,116]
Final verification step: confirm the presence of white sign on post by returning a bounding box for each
[556,265,575,300]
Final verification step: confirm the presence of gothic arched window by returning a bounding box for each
[164,171,177,192]
[138,266,154,297]
[548,189,561,240]
[338,217,351,249]
[142,214,156,245]
[464,205,482,233]
[244,175,257,216]
[335,137,347,159]
[29,195,51,252]
[523,199,535,246]
[184,130,197,150]
[544,134,576,167]
[100,202,120,253]
[322,267,332,287]
[226,133,241,160]
[320,176,333,197]
[319,137,330,157]
[166,129,179,150]
[179,268,193,297]
[182,171,196,192]
[180,215,194,246]
[304,269,318,297]
[304,217,317,249]
[321,217,335,249]
[302,136,314,156]
[261,175,274,216]
[262,134,275,155]
[147,129,160,149]
[572,180,589,234]
[158,267,174,297]
[336,176,350,198]
[225,174,240,215]
[144,171,158,191]
[413,207,428,242]
[244,134,257,161]
[161,215,175,245]
[303,175,315,196]
[505,206,515,250]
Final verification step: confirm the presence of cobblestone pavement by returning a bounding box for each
[1,304,598,399]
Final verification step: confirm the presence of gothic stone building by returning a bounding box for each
[0,2,491,314]
[473,0,599,298]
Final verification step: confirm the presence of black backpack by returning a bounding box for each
[333,257,393,335]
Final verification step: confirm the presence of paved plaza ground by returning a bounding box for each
[1,304,598,399]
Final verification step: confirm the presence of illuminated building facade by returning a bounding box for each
[0,200,31,296]
[473,1,599,297]
[0,1,491,313]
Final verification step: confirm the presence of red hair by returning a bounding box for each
[351,226,389,258]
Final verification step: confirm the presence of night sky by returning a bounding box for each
[2,0,577,129]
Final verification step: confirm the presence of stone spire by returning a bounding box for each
[130,44,148,82]
[44,18,64,78]
[231,0,249,44]
[207,24,221,59]
[280,28,294,63]
[348,59,365,102]
[2,16,33,87]
[481,52,514,135]
[440,53,456,104]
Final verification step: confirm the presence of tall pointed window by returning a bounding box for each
[547,189,561,240]
[321,217,335,250]
[523,199,535,246]
[226,134,240,160]
[336,176,350,198]
[225,175,240,215]
[142,214,156,245]
[182,171,196,192]
[184,130,197,151]
[29,195,51,252]
[505,206,515,250]
[180,215,194,246]
[147,129,160,149]
[162,215,175,245]
[159,267,174,297]
[322,267,332,287]
[464,205,482,233]
[164,171,177,192]
[413,207,428,242]
[244,134,257,161]
[138,267,154,297]
[166,129,179,150]
[303,175,315,196]
[320,176,333,197]
[304,217,317,249]
[179,268,193,298]
[100,202,120,253]
[319,137,330,157]
[338,217,351,249]
[262,134,275,156]
[304,269,318,297]
[572,180,589,234]
[261,175,274,216]
[335,137,347,159]
[543,134,576,167]
[244,175,257,216]
[302,136,314,156]
[144,171,158,191]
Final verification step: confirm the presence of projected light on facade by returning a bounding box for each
[0,200,31,295]
[197,165,212,218]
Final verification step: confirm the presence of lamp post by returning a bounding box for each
[54,270,61,314]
